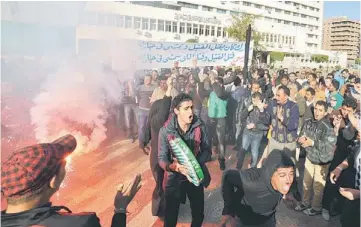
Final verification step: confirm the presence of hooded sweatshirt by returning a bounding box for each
[1,202,125,227]
[331,93,344,110]
[222,150,294,225]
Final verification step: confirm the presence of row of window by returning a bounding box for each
[261,33,296,45]
[243,1,320,20]
[263,17,319,30]
[80,12,228,37]
[176,1,320,23]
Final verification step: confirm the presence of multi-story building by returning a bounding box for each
[322,16,360,64]
[1,1,348,68]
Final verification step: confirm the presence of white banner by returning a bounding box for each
[137,41,253,68]
[113,40,253,70]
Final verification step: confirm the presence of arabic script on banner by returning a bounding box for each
[135,41,253,68]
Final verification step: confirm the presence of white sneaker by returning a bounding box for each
[322,208,330,221]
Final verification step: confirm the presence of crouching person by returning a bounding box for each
[220,149,295,227]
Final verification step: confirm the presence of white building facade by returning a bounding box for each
[1,1,347,68]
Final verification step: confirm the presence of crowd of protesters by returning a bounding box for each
[1,57,360,227]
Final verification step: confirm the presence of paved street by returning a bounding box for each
[45,137,341,227]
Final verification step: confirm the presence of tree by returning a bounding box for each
[226,14,264,64]
[186,39,198,43]
[269,51,285,62]
[311,54,329,63]
[335,65,341,70]
[355,58,360,65]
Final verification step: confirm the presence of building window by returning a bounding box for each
[134,17,141,29]
[310,7,315,11]
[307,43,312,47]
[217,8,227,14]
[98,13,107,25]
[231,11,240,16]
[277,19,282,23]
[165,21,172,32]
[282,36,284,43]
[266,33,269,42]
[205,25,210,36]
[180,22,185,33]
[150,19,156,30]
[300,24,306,27]
[302,5,307,9]
[178,2,198,9]
[158,20,165,31]
[284,11,291,15]
[254,4,262,9]
[284,21,290,25]
[316,8,319,12]
[200,25,204,35]
[142,18,149,30]
[292,37,295,45]
[187,23,192,34]
[115,15,124,28]
[202,6,212,11]
[223,28,226,37]
[293,22,299,26]
[275,8,282,13]
[265,6,272,12]
[278,34,281,43]
[193,24,198,34]
[243,2,251,6]
[211,26,215,36]
[301,14,307,18]
[125,16,132,28]
[285,36,288,44]
[172,22,178,33]
[270,34,273,42]
[217,27,221,37]
[293,12,299,16]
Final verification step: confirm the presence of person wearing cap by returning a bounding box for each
[1,134,142,227]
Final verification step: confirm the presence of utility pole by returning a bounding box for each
[243,24,252,84]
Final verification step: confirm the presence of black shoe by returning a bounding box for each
[219,160,226,171]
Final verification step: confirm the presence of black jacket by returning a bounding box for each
[1,203,125,227]
[222,150,294,225]
[158,114,211,195]
[299,117,337,165]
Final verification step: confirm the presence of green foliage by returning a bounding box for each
[270,51,285,62]
[355,58,360,64]
[226,14,264,53]
[186,39,198,43]
[311,54,329,63]
[335,65,341,70]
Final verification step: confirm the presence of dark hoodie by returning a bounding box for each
[1,203,125,227]
[222,150,294,225]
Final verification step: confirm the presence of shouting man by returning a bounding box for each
[158,93,211,227]
[221,149,295,227]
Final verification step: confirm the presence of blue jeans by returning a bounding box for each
[123,104,138,129]
[237,129,264,169]
[138,108,149,143]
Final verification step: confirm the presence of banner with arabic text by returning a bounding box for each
[136,41,253,68]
